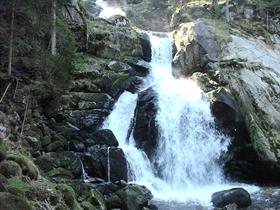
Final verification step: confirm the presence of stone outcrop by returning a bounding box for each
[173,3,280,183]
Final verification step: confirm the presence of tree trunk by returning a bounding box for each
[8,0,15,76]
[51,0,57,56]
[225,0,230,22]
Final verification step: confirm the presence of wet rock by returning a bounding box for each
[108,15,130,27]
[116,184,153,210]
[83,0,102,18]
[107,61,133,73]
[208,87,243,132]
[95,182,121,196]
[85,129,119,147]
[126,59,151,77]
[138,32,151,62]
[133,88,158,158]
[84,145,127,182]
[68,141,85,153]
[211,188,251,208]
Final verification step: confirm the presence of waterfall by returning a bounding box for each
[95,0,126,19]
[149,34,230,187]
[80,158,89,183]
[102,32,257,205]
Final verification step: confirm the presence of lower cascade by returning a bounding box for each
[103,32,254,205]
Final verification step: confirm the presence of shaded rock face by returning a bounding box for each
[122,0,172,31]
[211,188,252,208]
[133,88,158,158]
[35,151,82,179]
[84,145,128,182]
[173,19,221,76]
[85,129,119,147]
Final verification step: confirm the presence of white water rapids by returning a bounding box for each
[95,0,126,19]
[103,33,258,206]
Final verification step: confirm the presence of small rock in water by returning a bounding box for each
[211,188,251,208]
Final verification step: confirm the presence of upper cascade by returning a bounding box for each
[95,0,126,19]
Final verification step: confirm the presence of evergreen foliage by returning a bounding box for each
[0,0,77,88]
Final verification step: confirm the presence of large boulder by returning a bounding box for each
[85,129,119,147]
[133,88,158,158]
[87,19,143,61]
[84,145,127,182]
[211,188,251,208]
[116,184,153,210]
[173,19,223,76]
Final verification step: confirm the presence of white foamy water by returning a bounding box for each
[95,0,126,19]
[102,32,258,206]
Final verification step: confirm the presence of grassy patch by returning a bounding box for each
[0,142,8,161]
[7,176,31,195]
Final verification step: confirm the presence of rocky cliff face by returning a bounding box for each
[172,0,280,183]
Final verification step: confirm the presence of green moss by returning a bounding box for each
[111,74,129,93]
[7,154,39,180]
[73,53,92,71]
[253,0,279,10]
[0,160,22,178]
[7,177,31,196]
[56,184,82,210]
[0,142,8,161]
[81,201,97,210]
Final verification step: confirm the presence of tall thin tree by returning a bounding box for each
[225,0,230,22]
[51,0,57,56]
[8,0,16,75]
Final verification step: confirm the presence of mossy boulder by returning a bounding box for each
[35,151,82,179]
[87,19,143,61]
[0,142,8,161]
[46,141,65,152]
[0,192,35,210]
[0,160,22,178]
[173,19,223,76]
[116,184,152,210]
[6,176,31,196]
[6,154,39,180]
[81,201,97,210]
[85,129,119,147]
[55,184,82,210]
[0,111,9,140]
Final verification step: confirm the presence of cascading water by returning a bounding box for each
[103,32,257,206]
[149,34,229,187]
[95,0,126,19]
